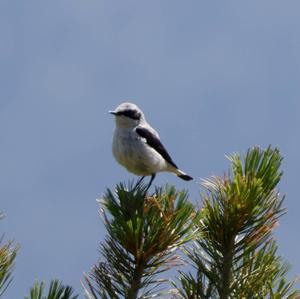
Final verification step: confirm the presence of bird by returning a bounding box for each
[110,102,193,190]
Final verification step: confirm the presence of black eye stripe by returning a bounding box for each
[118,109,141,120]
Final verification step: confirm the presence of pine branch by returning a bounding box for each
[0,213,18,297]
[24,279,78,299]
[174,146,300,299]
[85,182,200,298]
[0,239,17,297]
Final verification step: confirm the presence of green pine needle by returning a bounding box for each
[0,214,18,297]
[24,279,78,299]
[86,182,200,299]
[175,146,299,299]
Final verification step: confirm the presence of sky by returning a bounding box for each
[1,1,300,297]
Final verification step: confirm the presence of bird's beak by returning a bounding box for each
[109,110,117,115]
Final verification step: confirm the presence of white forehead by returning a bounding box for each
[114,102,141,112]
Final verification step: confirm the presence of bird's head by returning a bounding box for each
[109,102,145,128]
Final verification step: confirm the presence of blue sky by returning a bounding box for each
[1,1,300,297]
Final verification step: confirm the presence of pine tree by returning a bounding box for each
[84,183,200,298]
[85,146,299,299]
[174,146,299,298]
[1,146,299,298]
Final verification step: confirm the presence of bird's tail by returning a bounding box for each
[176,169,193,181]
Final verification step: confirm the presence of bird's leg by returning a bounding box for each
[134,176,145,189]
[145,174,156,192]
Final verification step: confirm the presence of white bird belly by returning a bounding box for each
[112,129,167,176]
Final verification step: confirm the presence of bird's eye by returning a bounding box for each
[121,109,141,120]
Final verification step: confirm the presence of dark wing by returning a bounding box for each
[136,127,178,169]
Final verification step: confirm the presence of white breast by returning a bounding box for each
[112,128,167,176]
